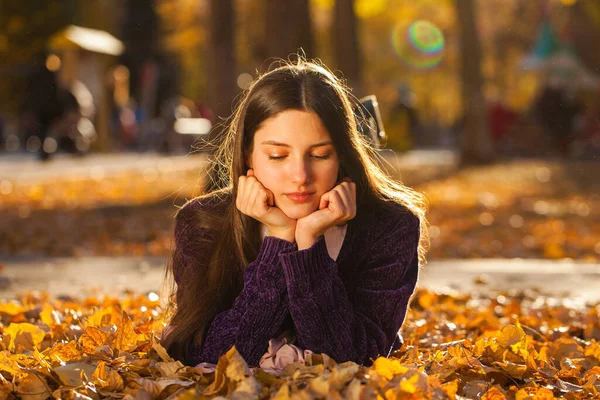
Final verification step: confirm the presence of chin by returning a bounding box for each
[279,204,318,220]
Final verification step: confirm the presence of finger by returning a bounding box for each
[349,182,357,216]
[243,175,259,202]
[246,185,260,217]
[334,185,352,215]
[342,176,352,183]
[236,176,247,210]
[247,180,263,212]
[319,192,330,209]
[328,190,344,215]
[247,168,254,177]
[256,189,271,213]
[265,189,275,207]
[337,182,356,218]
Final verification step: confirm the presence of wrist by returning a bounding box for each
[267,227,296,243]
[296,234,319,250]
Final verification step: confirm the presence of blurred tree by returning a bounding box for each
[455,0,494,164]
[120,0,160,103]
[236,0,268,72]
[266,0,314,60]
[332,0,362,94]
[203,0,237,193]
[571,1,600,72]
[157,1,209,101]
[0,0,76,114]
[207,0,237,124]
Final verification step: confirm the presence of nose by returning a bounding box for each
[290,157,311,185]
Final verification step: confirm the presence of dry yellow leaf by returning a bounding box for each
[92,361,124,393]
[0,351,21,375]
[54,362,97,387]
[86,306,121,328]
[224,346,251,382]
[39,306,61,327]
[16,373,50,400]
[372,357,409,380]
[309,374,329,397]
[482,385,507,400]
[152,340,174,362]
[442,379,458,398]
[155,361,185,378]
[78,326,111,354]
[46,340,80,364]
[532,387,555,400]
[114,311,143,352]
[4,323,45,352]
[0,302,27,316]
[399,373,420,394]
[272,382,290,400]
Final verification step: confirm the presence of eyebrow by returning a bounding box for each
[260,140,334,148]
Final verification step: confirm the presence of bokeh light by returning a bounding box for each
[237,73,253,90]
[26,136,41,152]
[45,54,61,72]
[42,137,58,154]
[392,20,445,69]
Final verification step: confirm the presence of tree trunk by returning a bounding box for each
[205,0,237,192]
[265,0,314,60]
[332,0,362,95]
[570,1,600,72]
[121,0,159,100]
[455,0,494,165]
[208,0,237,124]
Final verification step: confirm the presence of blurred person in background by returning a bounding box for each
[24,53,63,161]
[534,84,582,158]
[487,97,517,155]
[386,84,419,151]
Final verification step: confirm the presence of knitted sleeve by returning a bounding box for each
[188,236,296,366]
[172,199,296,366]
[278,210,420,365]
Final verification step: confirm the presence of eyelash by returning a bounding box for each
[268,154,331,161]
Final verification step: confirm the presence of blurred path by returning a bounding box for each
[0,149,458,185]
[0,152,208,183]
[1,256,598,302]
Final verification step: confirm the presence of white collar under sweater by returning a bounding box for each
[260,223,348,261]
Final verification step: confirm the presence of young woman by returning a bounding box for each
[163,59,429,369]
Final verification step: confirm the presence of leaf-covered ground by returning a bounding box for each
[1,288,599,399]
[0,158,598,261]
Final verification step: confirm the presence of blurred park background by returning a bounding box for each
[0,0,598,271]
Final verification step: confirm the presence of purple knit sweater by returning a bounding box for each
[171,194,420,367]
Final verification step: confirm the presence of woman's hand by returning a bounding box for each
[295,178,356,250]
[236,169,296,242]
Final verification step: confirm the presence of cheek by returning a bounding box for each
[253,165,284,192]
[321,164,340,190]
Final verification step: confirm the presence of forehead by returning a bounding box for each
[253,110,332,146]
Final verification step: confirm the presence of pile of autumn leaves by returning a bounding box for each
[1,289,600,399]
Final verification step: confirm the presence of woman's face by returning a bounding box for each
[247,110,340,219]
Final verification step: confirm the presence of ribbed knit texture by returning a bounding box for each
[171,194,420,367]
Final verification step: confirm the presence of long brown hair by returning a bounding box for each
[163,58,429,364]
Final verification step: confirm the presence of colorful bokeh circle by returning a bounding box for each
[392,20,445,69]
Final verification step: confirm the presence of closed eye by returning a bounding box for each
[268,154,331,160]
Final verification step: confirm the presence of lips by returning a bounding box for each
[285,192,314,203]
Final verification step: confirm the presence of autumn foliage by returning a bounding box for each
[1,287,599,399]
